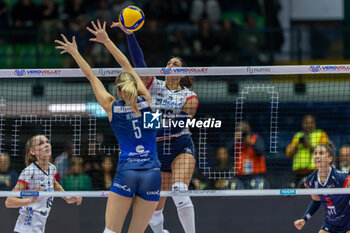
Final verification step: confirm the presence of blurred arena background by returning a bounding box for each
[0,0,350,232]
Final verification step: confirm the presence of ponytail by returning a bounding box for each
[180,76,194,88]
[116,73,140,116]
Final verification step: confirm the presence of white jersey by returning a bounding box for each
[14,162,56,233]
[148,77,198,139]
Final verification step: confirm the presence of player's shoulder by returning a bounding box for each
[331,166,349,182]
[19,163,37,180]
[49,162,57,172]
[177,85,197,100]
[22,163,36,173]
[149,77,164,88]
[305,170,318,188]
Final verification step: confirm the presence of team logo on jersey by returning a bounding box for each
[144,110,161,129]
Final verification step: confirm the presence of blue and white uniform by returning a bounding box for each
[147,77,198,172]
[14,162,56,233]
[126,34,198,172]
[305,166,350,233]
[109,96,161,201]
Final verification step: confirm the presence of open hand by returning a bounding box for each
[87,19,110,44]
[55,34,78,55]
[110,22,133,35]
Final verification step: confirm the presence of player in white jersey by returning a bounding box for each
[110,22,199,233]
[56,20,161,233]
[5,135,82,233]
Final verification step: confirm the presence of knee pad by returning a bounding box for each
[103,228,116,233]
[171,182,193,211]
[149,209,164,226]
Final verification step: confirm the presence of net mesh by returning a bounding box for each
[0,67,350,196]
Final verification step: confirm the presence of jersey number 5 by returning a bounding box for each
[132,119,142,139]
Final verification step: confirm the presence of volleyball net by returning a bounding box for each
[1,65,350,197]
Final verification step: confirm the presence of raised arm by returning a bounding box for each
[87,20,150,103]
[110,22,153,87]
[55,34,115,121]
[110,22,147,68]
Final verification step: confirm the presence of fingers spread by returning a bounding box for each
[91,21,98,31]
[60,34,69,43]
[86,26,96,35]
[54,40,65,46]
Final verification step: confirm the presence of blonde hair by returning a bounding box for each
[116,72,140,116]
[25,135,45,166]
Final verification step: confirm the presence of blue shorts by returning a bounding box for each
[110,168,161,201]
[157,134,196,172]
[321,222,350,233]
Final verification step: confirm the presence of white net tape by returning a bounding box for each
[1,65,350,197]
[0,64,349,78]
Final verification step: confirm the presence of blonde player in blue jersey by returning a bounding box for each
[106,22,198,233]
[294,141,350,233]
[5,134,82,233]
[55,20,161,233]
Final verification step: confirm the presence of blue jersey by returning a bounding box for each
[110,96,160,171]
[305,166,350,229]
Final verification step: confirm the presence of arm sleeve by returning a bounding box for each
[126,34,147,67]
[302,200,321,222]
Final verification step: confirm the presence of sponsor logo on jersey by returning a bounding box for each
[136,145,145,153]
[113,182,131,192]
[155,98,182,107]
[147,190,160,195]
[127,158,151,163]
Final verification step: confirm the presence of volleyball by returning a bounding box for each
[119,6,145,32]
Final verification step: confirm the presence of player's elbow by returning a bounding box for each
[5,198,14,208]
